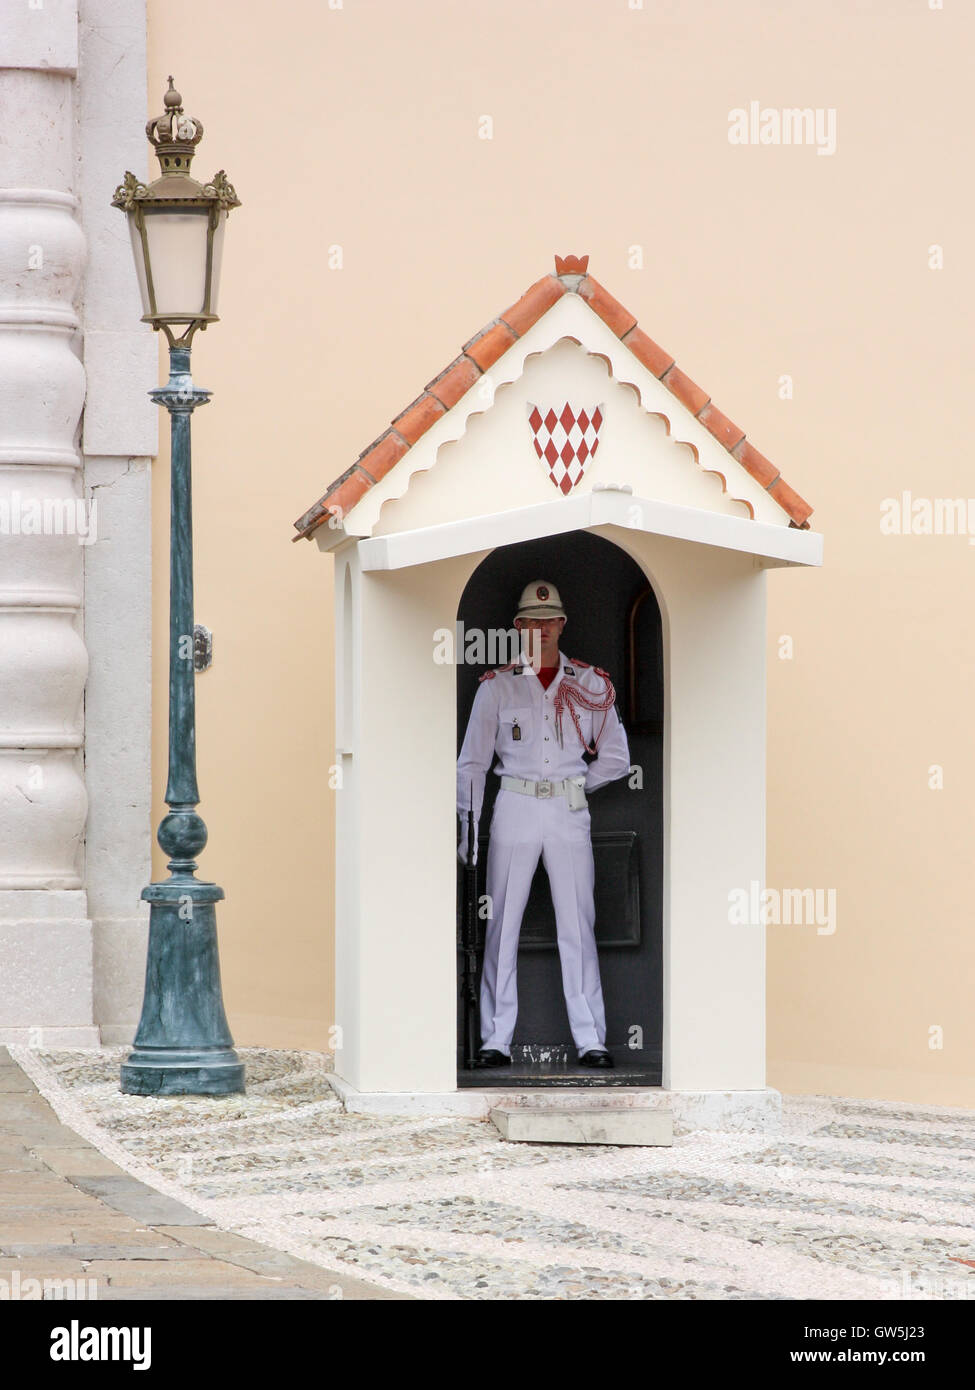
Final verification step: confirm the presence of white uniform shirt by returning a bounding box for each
[457,650,631,824]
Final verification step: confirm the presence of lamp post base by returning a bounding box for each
[120,1048,245,1096]
[120,881,244,1097]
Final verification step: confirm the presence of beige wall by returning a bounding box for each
[148,0,975,1103]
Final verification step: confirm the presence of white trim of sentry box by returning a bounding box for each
[350,488,822,573]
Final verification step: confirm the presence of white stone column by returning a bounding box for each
[0,1,96,1043]
[78,0,156,1044]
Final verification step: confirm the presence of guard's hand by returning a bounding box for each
[457,834,478,866]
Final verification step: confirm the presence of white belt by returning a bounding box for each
[500,775,585,805]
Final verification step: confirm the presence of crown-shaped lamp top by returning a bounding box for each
[146,77,204,176]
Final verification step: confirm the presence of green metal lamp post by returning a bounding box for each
[112,80,244,1095]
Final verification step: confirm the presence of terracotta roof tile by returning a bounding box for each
[731,438,779,490]
[621,325,674,379]
[293,465,374,536]
[577,274,638,338]
[330,469,374,514]
[358,429,408,484]
[426,355,481,410]
[698,402,745,452]
[660,364,710,416]
[392,392,446,445]
[293,255,814,539]
[464,321,518,371]
[499,274,565,335]
[768,476,814,527]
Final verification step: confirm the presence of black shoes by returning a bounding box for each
[473,1049,511,1068]
[471,1048,613,1069]
[578,1049,614,1069]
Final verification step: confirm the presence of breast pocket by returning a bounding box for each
[498,707,532,748]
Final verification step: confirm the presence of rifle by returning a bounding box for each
[461,788,480,1068]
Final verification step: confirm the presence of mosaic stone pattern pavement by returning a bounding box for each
[10,1047,975,1302]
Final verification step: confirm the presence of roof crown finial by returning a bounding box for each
[146,77,204,176]
[555,253,589,276]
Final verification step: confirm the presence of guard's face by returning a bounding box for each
[515,616,565,663]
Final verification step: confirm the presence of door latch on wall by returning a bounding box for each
[193,623,213,672]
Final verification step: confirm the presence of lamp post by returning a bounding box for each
[112,80,244,1095]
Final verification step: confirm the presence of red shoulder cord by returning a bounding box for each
[554,660,616,753]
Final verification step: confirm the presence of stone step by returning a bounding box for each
[476,1086,671,1110]
[490,1105,673,1146]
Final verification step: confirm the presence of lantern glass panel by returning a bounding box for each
[142,207,211,318]
[208,210,228,315]
[127,216,152,317]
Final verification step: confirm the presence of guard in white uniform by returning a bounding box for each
[457,581,631,1069]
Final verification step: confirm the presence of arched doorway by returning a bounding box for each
[456,530,663,1086]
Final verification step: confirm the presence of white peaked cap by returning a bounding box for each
[514,580,566,620]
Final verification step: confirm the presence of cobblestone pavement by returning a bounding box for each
[0,1049,400,1300]
[8,1046,975,1301]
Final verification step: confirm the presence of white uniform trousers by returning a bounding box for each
[480,788,607,1057]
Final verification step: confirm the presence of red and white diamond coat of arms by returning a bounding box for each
[528,402,603,495]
